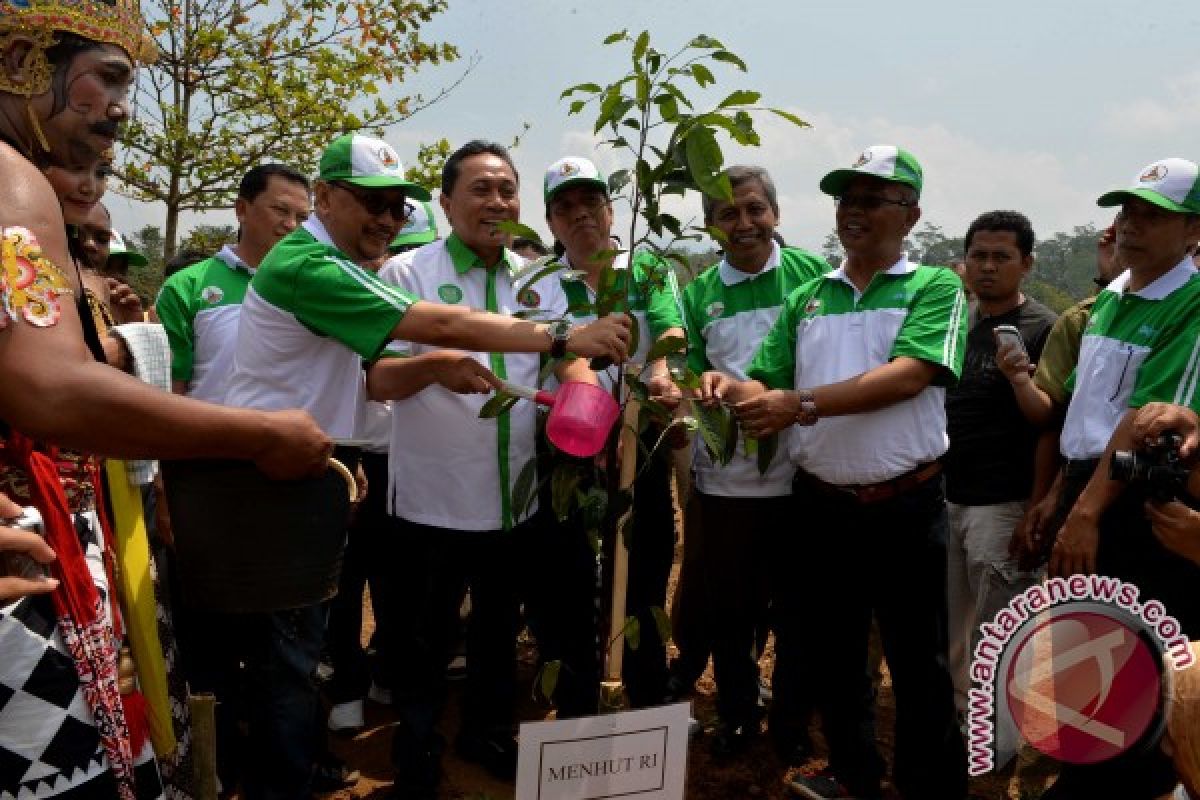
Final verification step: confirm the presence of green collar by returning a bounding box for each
[446,232,517,275]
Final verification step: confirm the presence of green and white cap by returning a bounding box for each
[819,144,924,197]
[319,133,431,200]
[544,156,607,202]
[390,200,439,250]
[1096,158,1200,214]
[107,230,148,268]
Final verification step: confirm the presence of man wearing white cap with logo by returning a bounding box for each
[211,133,629,798]
[389,198,440,253]
[705,145,969,799]
[1039,158,1200,800]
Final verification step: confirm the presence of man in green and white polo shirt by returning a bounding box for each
[1039,160,1200,800]
[542,155,686,715]
[679,165,830,758]
[157,163,312,401]
[373,140,626,795]
[708,146,968,799]
[215,134,629,799]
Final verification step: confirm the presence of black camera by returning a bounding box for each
[1110,432,1189,502]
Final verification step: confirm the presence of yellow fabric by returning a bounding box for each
[105,459,175,756]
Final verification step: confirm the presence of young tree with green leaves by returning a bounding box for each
[494,29,807,710]
[118,0,465,257]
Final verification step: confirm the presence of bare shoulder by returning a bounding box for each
[0,142,77,292]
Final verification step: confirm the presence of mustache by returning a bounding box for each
[90,120,121,139]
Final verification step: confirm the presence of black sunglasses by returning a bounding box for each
[834,193,915,211]
[332,182,414,221]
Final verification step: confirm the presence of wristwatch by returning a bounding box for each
[793,389,818,425]
[547,319,572,358]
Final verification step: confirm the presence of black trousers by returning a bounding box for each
[388,515,542,770]
[1043,472,1199,799]
[787,475,967,800]
[326,451,399,702]
[619,440,678,708]
[693,490,790,726]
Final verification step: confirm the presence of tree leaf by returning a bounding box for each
[551,463,582,522]
[717,89,761,109]
[703,225,730,245]
[687,34,725,50]
[603,30,628,45]
[632,30,649,63]
[755,432,779,476]
[538,659,561,701]
[768,107,811,127]
[512,456,539,519]
[645,335,687,362]
[607,168,632,194]
[560,82,602,99]
[712,50,747,71]
[479,393,519,419]
[689,397,732,464]
[654,92,680,122]
[684,126,731,201]
[623,615,641,651]
[494,220,544,245]
[691,63,715,87]
[722,413,740,465]
[650,606,673,645]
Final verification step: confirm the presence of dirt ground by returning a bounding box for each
[320,468,1062,800]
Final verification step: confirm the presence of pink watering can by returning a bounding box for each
[500,380,620,457]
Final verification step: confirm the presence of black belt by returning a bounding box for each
[795,461,942,505]
[1064,458,1101,479]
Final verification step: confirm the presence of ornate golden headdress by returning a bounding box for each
[0,0,156,97]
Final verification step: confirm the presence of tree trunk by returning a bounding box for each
[163,171,182,261]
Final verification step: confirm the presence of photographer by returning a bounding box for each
[1039,160,1200,800]
[1135,403,1200,567]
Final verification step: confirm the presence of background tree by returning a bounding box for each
[820,229,844,268]
[179,224,239,254]
[119,0,465,257]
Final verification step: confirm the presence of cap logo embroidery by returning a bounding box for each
[853,150,872,168]
[804,297,822,314]
[201,286,224,304]
[706,301,724,318]
[378,147,399,169]
[560,161,580,177]
[1140,164,1167,183]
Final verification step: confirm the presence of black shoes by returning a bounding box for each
[455,728,519,781]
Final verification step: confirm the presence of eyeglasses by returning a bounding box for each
[549,193,610,219]
[834,194,915,211]
[332,182,414,221]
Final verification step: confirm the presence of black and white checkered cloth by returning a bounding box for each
[0,513,163,799]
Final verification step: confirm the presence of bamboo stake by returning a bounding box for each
[601,395,641,710]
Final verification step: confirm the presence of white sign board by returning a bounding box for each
[516,702,690,800]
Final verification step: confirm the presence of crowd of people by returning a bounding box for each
[4,1,1200,800]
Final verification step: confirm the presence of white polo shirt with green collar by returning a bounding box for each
[222,216,415,438]
[747,255,967,486]
[1061,257,1200,461]
[558,250,685,393]
[378,234,568,532]
[155,245,253,402]
[682,243,831,497]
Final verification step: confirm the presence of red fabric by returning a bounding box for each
[4,432,138,800]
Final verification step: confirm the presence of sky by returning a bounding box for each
[108,0,1200,254]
